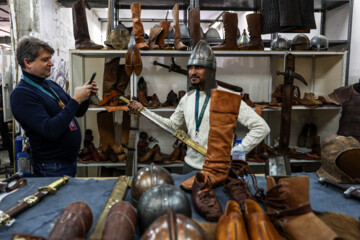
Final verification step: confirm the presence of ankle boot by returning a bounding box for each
[72,0,103,49]
[130,3,149,50]
[115,65,130,96]
[181,89,242,190]
[137,90,151,107]
[149,94,161,107]
[244,199,282,240]
[148,28,163,49]
[102,57,120,96]
[266,176,338,240]
[48,202,93,239]
[153,145,163,163]
[162,90,178,107]
[156,21,171,49]
[189,6,201,49]
[172,4,187,50]
[212,12,238,50]
[170,140,181,161]
[238,14,264,50]
[102,201,137,240]
[192,172,222,221]
[139,144,159,163]
[217,200,249,240]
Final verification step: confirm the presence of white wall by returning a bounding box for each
[349,1,360,85]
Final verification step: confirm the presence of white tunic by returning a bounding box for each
[143,86,270,169]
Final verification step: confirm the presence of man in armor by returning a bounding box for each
[128,40,269,190]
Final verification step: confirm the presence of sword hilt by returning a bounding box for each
[120,96,143,113]
[38,175,69,194]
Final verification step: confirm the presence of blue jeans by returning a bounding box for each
[33,161,77,177]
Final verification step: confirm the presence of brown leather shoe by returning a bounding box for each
[153,145,163,163]
[149,94,161,107]
[217,200,249,240]
[139,144,159,163]
[132,48,143,76]
[125,49,133,76]
[244,199,282,240]
[192,172,222,221]
[137,90,151,107]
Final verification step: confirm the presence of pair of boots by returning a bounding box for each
[125,48,142,76]
[78,129,101,162]
[72,0,103,49]
[99,144,127,162]
[211,12,264,51]
[138,144,163,163]
[217,200,282,240]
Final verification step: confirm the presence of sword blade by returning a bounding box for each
[141,110,175,135]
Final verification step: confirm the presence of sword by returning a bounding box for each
[120,96,207,155]
[318,177,360,201]
[0,175,69,226]
[0,172,25,192]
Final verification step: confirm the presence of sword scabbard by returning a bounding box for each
[174,130,207,156]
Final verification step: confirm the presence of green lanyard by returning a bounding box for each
[195,88,210,134]
[22,75,65,109]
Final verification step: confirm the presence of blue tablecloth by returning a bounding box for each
[0,172,359,239]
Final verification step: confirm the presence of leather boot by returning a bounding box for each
[162,90,178,107]
[112,144,124,155]
[243,199,282,240]
[238,14,264,50]
[170,140,181,161]
[102,201,137,240]
[149,94,161,107]
[130,3,149,50]
[266,176,338,240]
[216,200,249,240]
[172,4,187,50]
[178,90,186,102]
[48,202,93,240]
[156,21,172,49]
[102,57,120,96]
[224,160,257,206]
[180,143,187,161]
[115,65,130,96]
[181,89,241,190]
[139,144,159,163]
[189,6,201,48]
[212,12,238,50]
[148,28,163,49]
[192,172,222,221]
[137,90,151,107]
[97,111,116,152]
[125,49,133,76]
[72,0,103,49]
[133,48,143,75]
[153,145,163,163]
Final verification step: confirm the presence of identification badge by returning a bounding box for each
[69,119,77,131]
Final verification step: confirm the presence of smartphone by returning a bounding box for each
[88,72,96,84]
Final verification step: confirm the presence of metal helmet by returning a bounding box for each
[311,35,329,51]
[137,184,192,233]
[271,34,290,50]
[291,34,311,50]
[187,40,216,70]
[131,164,174,206]
[142,207,208,240]
[205,28,221,42]
[104,24,130,50]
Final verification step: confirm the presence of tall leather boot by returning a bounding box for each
[72,0,103,49]
[102,57,120,96]
[181,89,241,190]
[97,111,116,152]
[238,14,264,50]
[212,12,238,50]
[188,6,201,48]
[130,3,149,50]
[148,28,163,49]
[172,4,187,50]
[115,65,130,96]
[48,202,93,240]
[156,21,172,49]
[266,176,338,240]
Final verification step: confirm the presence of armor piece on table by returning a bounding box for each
[141,207,207,240]
[131,164,174,206]
[137,184,192,233]
[317,135,360,184]
[271,34,290,50]
[291,33,311,50]
[187,40,216,70]
[311,35,329,51]
[48,202,93,240]
[102,201,137,240]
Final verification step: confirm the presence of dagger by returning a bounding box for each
[0,172,25,192]
[318,177,360,201]
[120,96,207,156]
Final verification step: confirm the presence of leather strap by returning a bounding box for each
[6,179,27,193]
[267,203,312,218]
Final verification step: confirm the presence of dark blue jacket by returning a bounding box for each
[10,71,89,164]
